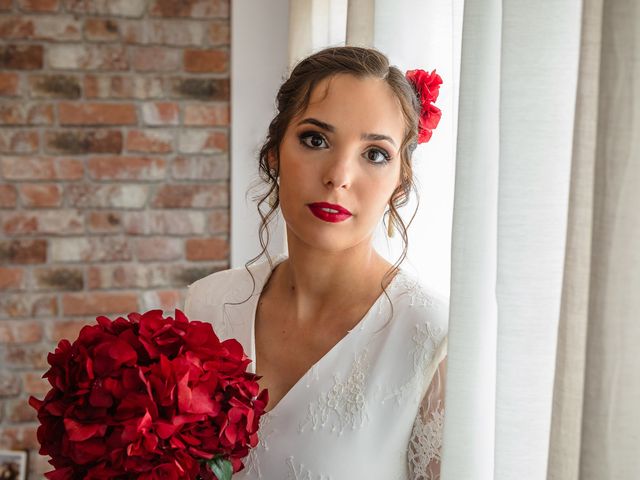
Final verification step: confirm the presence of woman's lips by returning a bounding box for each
[307,205,352,223]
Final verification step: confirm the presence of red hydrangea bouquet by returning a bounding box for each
[29,309,269,480]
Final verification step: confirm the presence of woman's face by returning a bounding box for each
[272,73,405,253]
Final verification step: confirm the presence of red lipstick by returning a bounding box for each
[307,202,352,223]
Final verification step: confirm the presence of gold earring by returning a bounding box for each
[268,188,278,208]
[387,210,395,237]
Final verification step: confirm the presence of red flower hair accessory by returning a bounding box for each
[405,68,443,144]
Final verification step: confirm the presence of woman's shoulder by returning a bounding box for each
[391,268,449,345]
[186,264,255,308]
[184,253,286,310]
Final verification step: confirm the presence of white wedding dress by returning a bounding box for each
[184,253,449,480]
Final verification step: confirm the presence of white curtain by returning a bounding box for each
[447,0,639,478]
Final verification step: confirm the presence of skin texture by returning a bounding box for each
[257,73,407,412]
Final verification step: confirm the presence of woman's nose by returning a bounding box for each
[322,150,355,190]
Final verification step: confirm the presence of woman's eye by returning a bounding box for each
[299,133,327,149]
[366,148,391,165]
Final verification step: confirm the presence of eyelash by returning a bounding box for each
[298,131,392,166]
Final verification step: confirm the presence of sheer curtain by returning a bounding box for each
[449,0,639,478]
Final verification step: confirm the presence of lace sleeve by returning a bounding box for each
[407,349,447,479]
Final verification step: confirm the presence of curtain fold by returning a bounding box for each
[442,0,502,477]
[549,0,640,479]
[546,0,603,478]
[434,0,584,478]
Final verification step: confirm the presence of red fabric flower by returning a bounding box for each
[29,309,269,480]
[405,68,443,144]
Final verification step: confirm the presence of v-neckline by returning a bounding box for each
[248,253,405,415]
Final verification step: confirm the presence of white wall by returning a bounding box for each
[231,0,290,268]
[370,0,463,298]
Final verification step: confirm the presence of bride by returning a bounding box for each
[185,45,448,479]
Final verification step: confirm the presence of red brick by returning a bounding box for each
[2,210,84,236]
[48,44,128,70]
[169,76,229,100]
[0,103,54,125]
[5,397,38,422]
[0,130,39,153]
[184,49,229,73]
[65,183,148,209]
[132,46,181,72]
[0,239,47,264]
[0,371,20,397]
[85,75,163,99]
[48,319,91,342]
[49,236,131,262]
[18,0,60,12]
[125,130,173,153]
[123,210,206,235]
[183,103,229,126]
[134,237,182,262]
[87,211,122,232]
[87,155,166,180]
[208,21,230,46]
[19,184,62,208]
[0,44,43,69]
[0,293,57,318]
[150,0,229,18]
[29,74,81,99]
[62,292,138,316]
[1,157,83,180]
[0,425,40,450]
[0,267,25,290]
[208,209,229,234]
[171,155,228,180]
[0,320,43,343]
[59,102,137,126]
[126,19,206,46]
[0,15,81,41]
[151,183,228,208]
[87,264,147,289]
[0,73,19,96]
[0,17,35,40]
[45,129,122,154]
[65,0,145,17]
[178,129,228,154]
[22,371,49,395]
[84,18,120,41]
[0,185,18,208]
[3,344,51,368]
[141,102,179,125]
[84,74,133,98]
[186,237,229,261]
[33,266,83,290]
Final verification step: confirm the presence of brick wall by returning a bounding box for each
[0,1,231,476]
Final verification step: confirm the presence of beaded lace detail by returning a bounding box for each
[298,349,370,436]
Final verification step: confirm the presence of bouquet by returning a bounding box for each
[29,309,269,480]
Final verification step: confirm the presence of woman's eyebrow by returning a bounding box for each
[297,117,397,148]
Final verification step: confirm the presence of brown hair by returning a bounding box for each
[227,45,423,327]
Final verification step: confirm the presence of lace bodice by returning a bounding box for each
[184,253,449,479]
